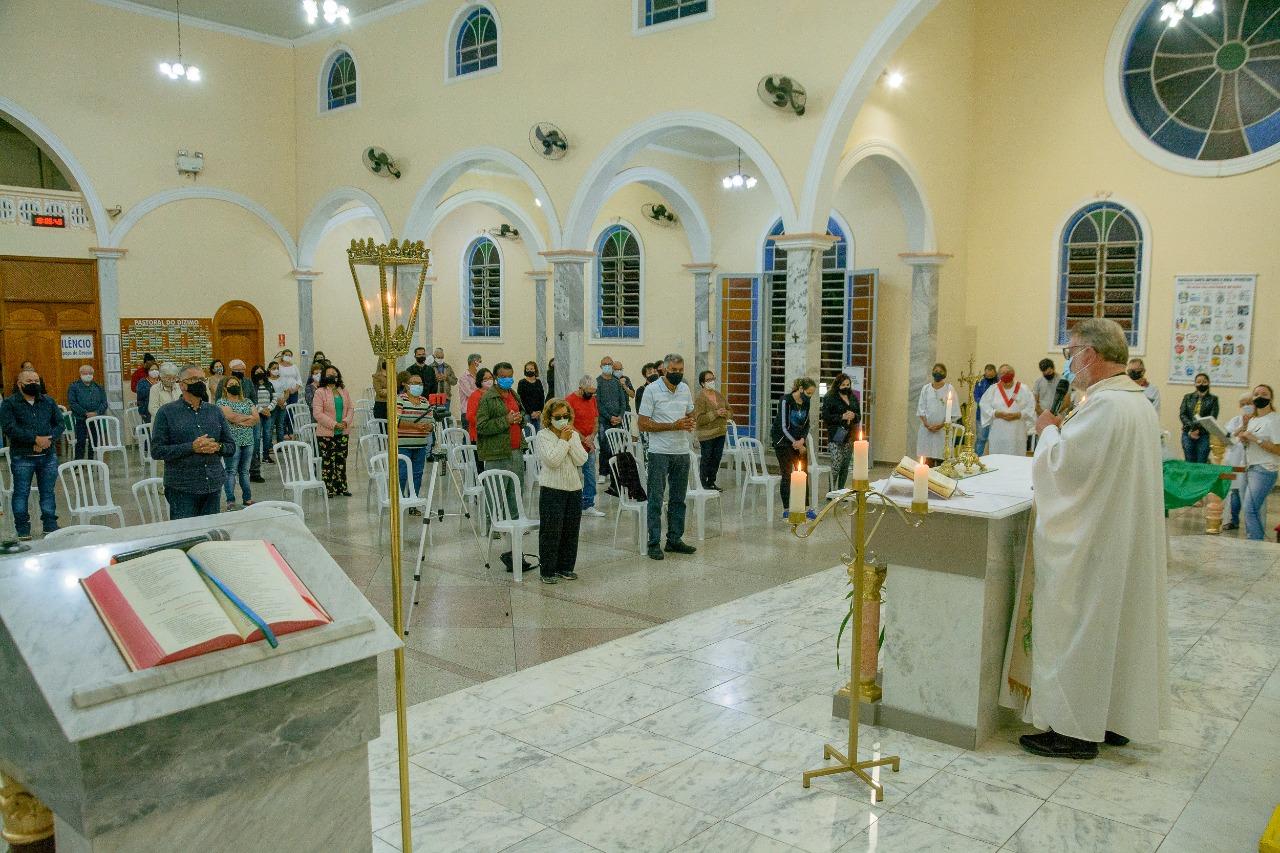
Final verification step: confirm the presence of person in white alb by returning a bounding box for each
[1126,358,1161,413]
[979,364,1035,456]
[1017,318,1168,760]
[915,363,959,460]
[1234,384,1280,541]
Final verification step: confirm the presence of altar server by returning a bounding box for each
[1018,318,1168,759]
[915,363,958,460]
[979,364,1035,456]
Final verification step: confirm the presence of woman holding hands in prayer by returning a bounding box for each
[1234,384,1280,541]
[535,398,588,585]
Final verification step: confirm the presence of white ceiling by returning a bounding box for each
[104,0,408,41]
[651,128,741,161]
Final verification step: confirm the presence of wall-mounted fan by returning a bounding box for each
[641,203,678,226]
[529,123,568,160]
[362,146,401,179]
[487,223,521,240]
[758,75,807,116]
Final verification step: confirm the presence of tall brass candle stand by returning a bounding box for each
[348,237,429,853]
[791,478,925,802]
[939,357,989,480]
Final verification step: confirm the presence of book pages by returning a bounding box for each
[103,550,240,656]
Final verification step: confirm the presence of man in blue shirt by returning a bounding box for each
[974,363,998,456]
[151,364,235,519]
[0,369,65,539]
[67,364,108,460]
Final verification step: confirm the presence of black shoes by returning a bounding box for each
[557,571,578,580]
[664,540,696,555]
[540,575,558,585]
[1104,731,1130,746]
[1018,730,1098,760]
[647,545,665,561]
[250,475,267,483]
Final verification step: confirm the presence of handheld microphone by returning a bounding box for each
[112,528,231,564]
[1050,378,1072,416]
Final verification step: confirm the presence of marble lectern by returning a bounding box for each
[0,509,399,852]
[834,454,1033,749]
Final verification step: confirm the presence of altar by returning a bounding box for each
[833,454,1033,750]
[0,509,399,852]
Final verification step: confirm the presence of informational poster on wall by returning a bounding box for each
[1168,275,1255,387]
[119,318,214,382]
[60,334,94,359]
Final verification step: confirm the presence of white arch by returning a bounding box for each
[757,210,855,270]
[835,140,936,252]
[109,187,298,262]
[602,166,712,263]
[799,0,940,233]
[297,186,393,268]
[564,111,796,250]
[0,95,109,245]
[404,146,559,246]
[316,44,361,114]
[421,188,547,270]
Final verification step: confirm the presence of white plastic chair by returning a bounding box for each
[608,455,646,554]
[604,427,632,456]
[86,415,130,479]
[686,450,723,541]
[522,446,541,509]
[241,500,305,521]
[522,422,537,443]
[447,444,486,537]
[133,423,158,478]
[123,405,142,443]
[622,410,639,437]
[56,460,125,527]
[286,402,313,432]
[295,422,324,480]
[726,420,747,486]
[360,433,389,511]
[370,452,429,546]
[441,427,469,450]
[44,524,112,542]
[0,447,12,506]
[736,437,780,522]
[477,469,539,582]
[273,440,330,524]
[131,477,168,524]
[807,438,832,510]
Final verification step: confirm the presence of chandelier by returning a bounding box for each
[721,149,758,190]
[303,0,351,25]
[1160,0,1215,26]
[158,0,200,82]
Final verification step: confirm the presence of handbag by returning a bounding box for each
[831,425,850,447]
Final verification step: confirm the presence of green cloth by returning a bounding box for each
[333,394,344,435]
[1163,460,1232,512]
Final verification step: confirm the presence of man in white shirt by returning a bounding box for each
[638,353,696,561]
[1126,358,1161,413]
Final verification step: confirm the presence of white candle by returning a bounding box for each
[853,430,869,482]
[945,388,954,424]
[913,457,929,505]
[790,465,807,513]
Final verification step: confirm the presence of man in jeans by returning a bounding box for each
[638,353,697,561]
[0,369,64,539]
[67,363,108,460]
[150,364,235,519]
[595,356,628,491]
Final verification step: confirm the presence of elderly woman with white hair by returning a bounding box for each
[147,361,184,420]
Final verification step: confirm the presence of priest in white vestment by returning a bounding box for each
[915,362,959,460]
[978,364,1035,456]
[1019,318,1169,760]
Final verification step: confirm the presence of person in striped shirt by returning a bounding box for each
[396,374,436,514]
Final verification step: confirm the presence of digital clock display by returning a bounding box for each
[31,214,66,228]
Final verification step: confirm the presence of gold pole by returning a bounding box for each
[0,773,53,846]
[385,350,412,853]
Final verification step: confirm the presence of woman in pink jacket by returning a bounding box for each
[311,364,356,497]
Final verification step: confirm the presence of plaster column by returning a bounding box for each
[526,269,550,372]
[90,247,126,412]
[291,269,319,363]
[773,234,837,384]
[421,276,436,351]
[540,250,592,398]
[684,263,717,376]
[900,253,952,458]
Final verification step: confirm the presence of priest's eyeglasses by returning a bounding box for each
[1061,344,1091,360]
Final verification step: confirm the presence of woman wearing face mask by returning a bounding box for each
[137,364,159,423]
[305,359,327,408]
[275,350,302,438]
[917,363,959,462]
[466,368,494,470]
[208,359,226,380]
[1221,392,1255,531]
[266,361,290,448]
[1179,373,1219,463]
[773,378,818,518]
[250,364,278,465]
[517,361,546,426]
[821,373,862,490]
[217,376,259,508]
[396,371,436,509]
[1234,384,1280,541]
[693,370,730,490]
[312,365,356,498]
[535,398,588,584]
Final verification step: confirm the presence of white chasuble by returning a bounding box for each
[915,382,958,459]
[1022,374,1170,743]
[979,382,1035,456]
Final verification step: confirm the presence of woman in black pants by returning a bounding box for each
[772,377,817,517]
[535,398,589,584]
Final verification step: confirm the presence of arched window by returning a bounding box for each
[595,224,641,340]
[324,50,357,111]
[641,0,710,28]
[465,237,502,338]
[454,6,499,77]
[1057,202,1144,347]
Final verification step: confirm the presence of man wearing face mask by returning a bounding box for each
[406,347,440,397]
[475,362,526,512]
[634,362,660,413]
[1126,358,1160,413]
[150,364,235,519]
[979,364,1035,456]
[67,364,108,460]
[136,360,158,423]
[0,369,65,539]
[1179,373,1219,463]
[1010,318,1168,760]
[147,362,184,420]
[639,353,697,559]
[432,347,458,406]
[1033,359,1058,417]
[974,363,998,456]
[596,357,628,486]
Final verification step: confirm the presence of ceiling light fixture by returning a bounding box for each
[1160,0,1214,26]
[158,0,200,82]
[721,149,757,191]
[885,69,905,89]
[303,0,351,26]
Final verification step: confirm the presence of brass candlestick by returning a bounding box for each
[791,479,925,801]
[940,357,989,480]
[348,237,429,853]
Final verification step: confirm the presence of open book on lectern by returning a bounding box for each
[82,539,331,671]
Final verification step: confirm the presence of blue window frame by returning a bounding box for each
[325,51,357,110]
[644,0,708,27]
[1056,202,1143,347]
[466,237,502,337]
[595,225,641,339]
[455,7,498,77]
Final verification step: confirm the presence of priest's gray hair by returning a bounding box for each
[1071,318,1128,365]
[663,352,685,367]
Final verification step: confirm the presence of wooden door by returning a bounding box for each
[213,300,263,368]
[0,256,101,405]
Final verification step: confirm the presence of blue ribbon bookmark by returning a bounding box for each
[187,554,279,648]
